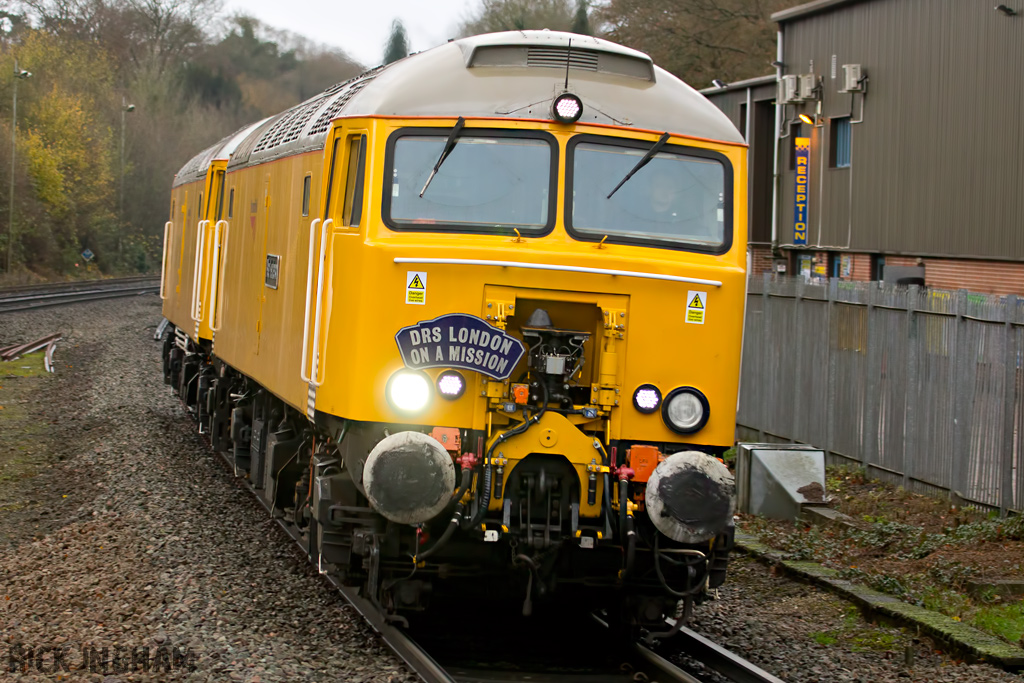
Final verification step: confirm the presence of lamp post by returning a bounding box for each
[118,96,135,261]
[5,60,31,274]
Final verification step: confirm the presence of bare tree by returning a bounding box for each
[459,0,577,37]
[18,0,220,75]
[594,0,788,86]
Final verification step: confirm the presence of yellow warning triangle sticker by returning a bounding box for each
[408,275,425,289]
[688,294,704,309]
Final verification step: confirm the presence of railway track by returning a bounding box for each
[0,276,160,314]
[191,417,785,683]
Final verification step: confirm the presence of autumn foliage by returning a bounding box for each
[0,1,360,281]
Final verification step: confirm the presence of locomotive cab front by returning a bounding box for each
[297,38,747,627]
[163,31,747,631]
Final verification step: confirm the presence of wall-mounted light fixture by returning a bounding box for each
[995,4,1018,16]
[798,113,815,125]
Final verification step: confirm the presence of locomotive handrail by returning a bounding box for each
[190,220,210,322]
[309,218,333,387]
[208,220,229,332]
[159,221,172,300]
[393,258,724,287]
[300,218,322,384]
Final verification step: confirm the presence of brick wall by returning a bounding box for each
[747,248,1024,294]
[851,254,872,281]
[749,245,774,276]
[886,256,1024,295]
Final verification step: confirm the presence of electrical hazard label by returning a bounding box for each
[685,290,707,325]
[406,271,427,305]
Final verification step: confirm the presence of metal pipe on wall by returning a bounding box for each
[770,30,784,257]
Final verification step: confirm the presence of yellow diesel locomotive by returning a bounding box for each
[159,30,746,628]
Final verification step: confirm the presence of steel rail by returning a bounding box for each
[0,275,159,296]
[0,332,61,361]
[1,286,154,304]
[0,279,159,314]
[209,448,457,683]
[668,621,786,683]
[633,643,703,683]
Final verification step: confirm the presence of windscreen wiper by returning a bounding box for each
[606,132,671,199]
[419,117,466,197]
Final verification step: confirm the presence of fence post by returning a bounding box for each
[1001,295,1017,516]
[825,278,838,463]
[791,278,805,444]
[863,283,880,471]
[903,285,920,489]
[759,271,771,442]
[953,290,970,500]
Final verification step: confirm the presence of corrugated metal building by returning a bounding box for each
[703,0,1024,293]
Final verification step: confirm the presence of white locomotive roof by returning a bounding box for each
[215,118,270,161]
[177,31,743,181]
[172,118,270,187]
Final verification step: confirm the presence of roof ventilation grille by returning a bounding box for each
[307,74,377,137]
[252,96,327,154]
[526,46,599,71]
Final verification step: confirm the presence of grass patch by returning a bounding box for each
[971,601,1024,645]
[0,367,49,486]
[0,351,49,378]
[808,605,905,651]
[811,631,838,645]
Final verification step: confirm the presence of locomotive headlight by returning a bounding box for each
[552,93,583,124]
[436,370,466,400]
[387,370,432,414]
[662,387,710,434]
[633,384,662,413]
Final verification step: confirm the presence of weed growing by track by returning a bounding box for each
[741,466,1024,646]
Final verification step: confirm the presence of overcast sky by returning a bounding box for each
[223,0,482,67]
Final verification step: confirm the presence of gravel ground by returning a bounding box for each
[3,294,1022,683]
[0,295,415,682]
[683,555,1023,683]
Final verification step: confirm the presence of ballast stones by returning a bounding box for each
[363,431,456,524]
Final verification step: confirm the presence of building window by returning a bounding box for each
[796,252,813,279]
[871,254,885,281]
[301,175,311,217]
[830,117,851,168]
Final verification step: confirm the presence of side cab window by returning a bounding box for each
[323,129,368,229]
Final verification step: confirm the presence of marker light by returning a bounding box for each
[436,370,466,400]
[552,93,583,124]
[662,387,710,434]
[632,384,662,414]
[387,370,432,414]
